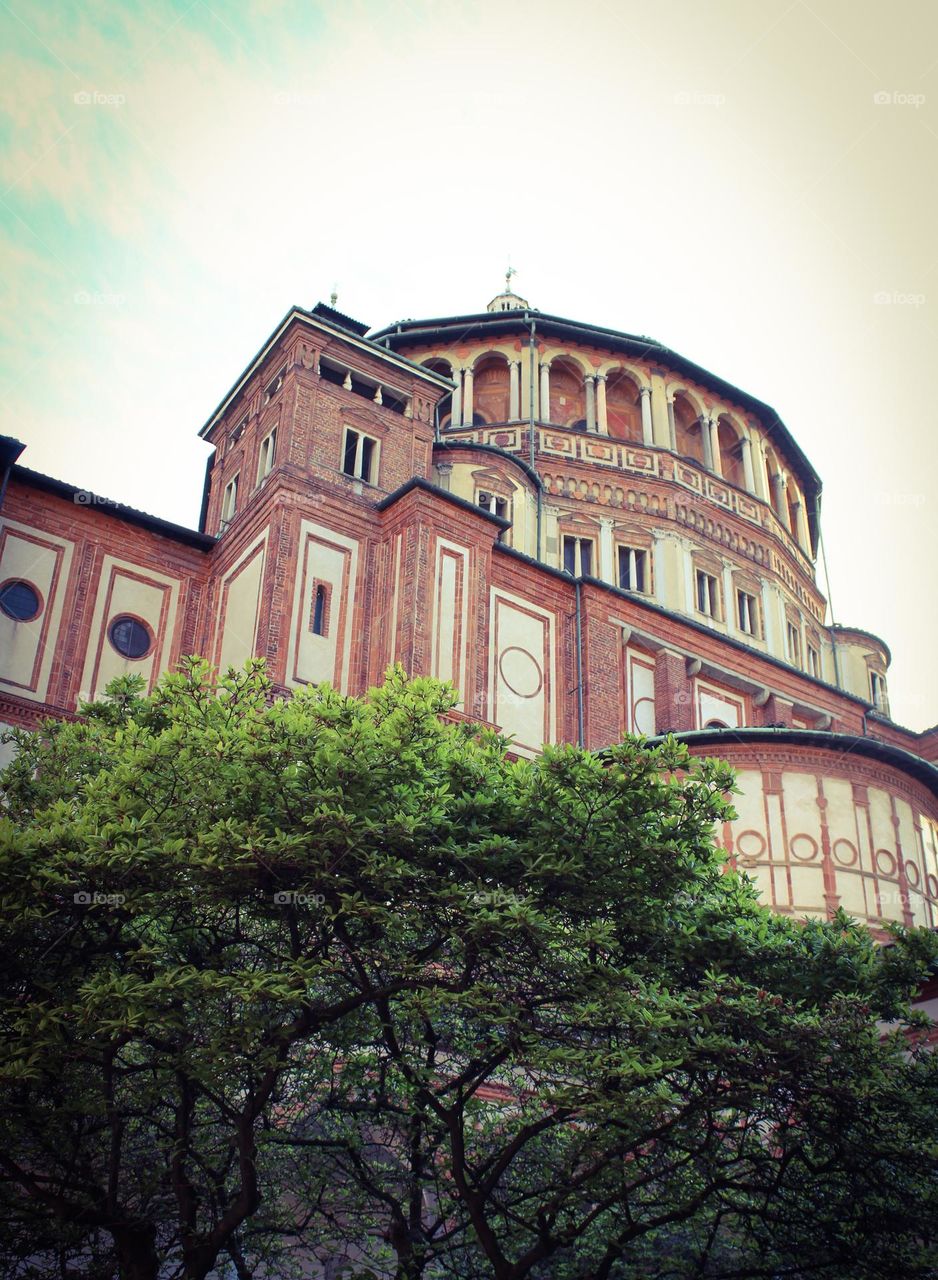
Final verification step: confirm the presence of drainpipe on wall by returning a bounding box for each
[815,495,843,692]
[575,579,585,747]
[526,314,542,561]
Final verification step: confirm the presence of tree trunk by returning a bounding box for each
[113,1223,160,1280]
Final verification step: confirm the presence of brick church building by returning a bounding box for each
[2,288,937,937]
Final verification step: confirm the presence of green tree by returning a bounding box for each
[0,661,936,1280]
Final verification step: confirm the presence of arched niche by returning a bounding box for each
[717,416,745,489]
[674,393,705,465]
[605,367,642,441]
[764,446,785,519]
[548,358,586,428]
[472,354,510,425]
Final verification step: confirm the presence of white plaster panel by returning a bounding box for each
[431,539,468,708]
[696,681,743,729]
[216,535,266,675]
[0,521,73,701]
[81,557,179,701]
[490,588,555,756]
[288,520,359,691]
[789,864,825,917]
[626,649,655,735]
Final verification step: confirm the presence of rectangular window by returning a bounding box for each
[696,570,719,619]
[341,429,377,484]
[256,428,277,485]
[806,643,820,678]
[228,415,247,453]
[477,491,509,520]
[562,535,593,577]
[263,366,286,404]
[618,546,647,593]
[786,621,802,667]
[870,671,889,713]
[736,589,757,635]
[221,474,239,527]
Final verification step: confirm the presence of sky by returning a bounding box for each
[1,0,936,730]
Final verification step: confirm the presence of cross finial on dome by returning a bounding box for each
[486,264,530,313]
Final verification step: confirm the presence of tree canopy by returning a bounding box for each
[1,660,936,1280]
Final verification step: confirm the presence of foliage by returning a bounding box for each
[1,660,936,1280]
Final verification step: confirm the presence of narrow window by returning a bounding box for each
[618,547,647,593]
[737,589,757,635]
[786,622,802,667]
[478,491,508,519]
[360,436,375,483]
[257,428,277,484]
[221,474,239,528]
[562,535,593,577]
[311,584,327,636]
[342,430,359,476]
[807,643,820,678]
[341,429,377,484]
[696,570,719,619]
[870,671,889,713]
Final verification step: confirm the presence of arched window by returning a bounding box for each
[473,356,510,425]
[605,369,642,441]
[549,359,585,427]
[312,585,326,636]
[674,394,705,465]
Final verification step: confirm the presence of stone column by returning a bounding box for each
[585,375,597,432]
[740,435,756,493]
[451,369,462,429]
[508,360,520,421]
[598,516,615,584]
[700,416,714,470]
[596,374,608,434]
[709,417,723,476]
[640,387,654,446]
[752,437,770,501]
[772,473,790,529]
[666,396,677,451]
[462,367,474,427]
[539,362,551,424]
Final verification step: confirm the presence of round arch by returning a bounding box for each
[422,358,455,429]
[673,391,706,465]
[604,366,643,441]
[471,353,511,425]
[548,357,586,428]
[717,415,745,489]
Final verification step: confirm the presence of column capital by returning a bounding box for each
[595,372,607,383]
[640,385,652,399]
